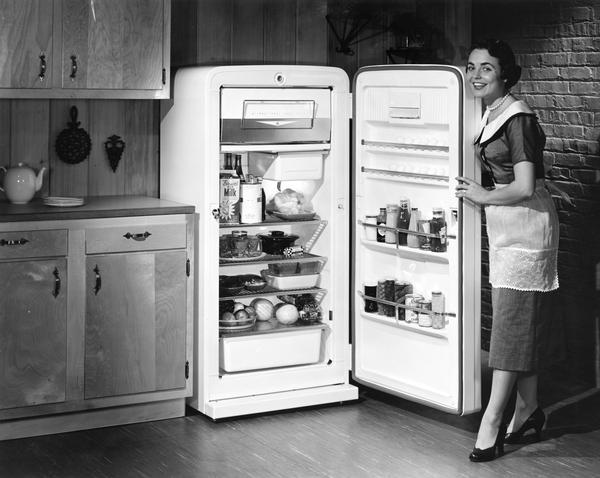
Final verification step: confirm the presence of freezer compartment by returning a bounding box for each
[219,323,328,372]
[220,88,331,145]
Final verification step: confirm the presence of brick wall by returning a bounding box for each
[473,0,600,384]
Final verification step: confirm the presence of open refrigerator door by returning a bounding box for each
[351,65,482,415]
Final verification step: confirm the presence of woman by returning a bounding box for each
[455,39,560,462]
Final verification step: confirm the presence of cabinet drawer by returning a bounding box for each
[0,229,67,259]
[86,223,187,254]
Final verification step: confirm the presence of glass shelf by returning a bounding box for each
[220,252,326,267]
[220,285,326,301]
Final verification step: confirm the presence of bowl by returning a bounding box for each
[219,276,245,296]
[240,274,267,292]
[258,231,299,255]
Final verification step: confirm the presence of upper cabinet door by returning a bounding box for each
[60,0,166,92]
[0,0,54,89]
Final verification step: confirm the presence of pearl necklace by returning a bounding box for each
[486,92,511,112]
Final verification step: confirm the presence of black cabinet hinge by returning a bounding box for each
[185,360,189,379]
[162,68,166,85]
[186,258,190,277]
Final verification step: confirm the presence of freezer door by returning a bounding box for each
[351,65,481,415]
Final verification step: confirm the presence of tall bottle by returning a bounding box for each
[385,204,400,244]
[376,207,387,243]
[397,198,411,246]
[430,207,447,252]
[234,154,245,182]
[220,152,234,178]
[406,207,420,248]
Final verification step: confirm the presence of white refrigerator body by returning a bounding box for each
[351,65,481,414]
[160,65,357,419]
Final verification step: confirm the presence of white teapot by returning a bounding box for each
[0,162,46,204]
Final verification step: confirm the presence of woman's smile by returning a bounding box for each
[466,48,506,104]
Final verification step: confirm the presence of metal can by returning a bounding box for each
[404,293,423,323]
[417,299,432,327]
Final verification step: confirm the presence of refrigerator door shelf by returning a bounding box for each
[360,238,450,264]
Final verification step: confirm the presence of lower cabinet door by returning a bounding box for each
[0,259,67,409]
[84,251,187,399]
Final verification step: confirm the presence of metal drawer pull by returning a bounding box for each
[70,55,78,80]
[39,53,47,81]
[53,268,61,298]
[123,231,152,241]
[0,238,29,246]
[93,265,102,295]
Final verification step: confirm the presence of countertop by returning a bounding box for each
[0,196,195,222]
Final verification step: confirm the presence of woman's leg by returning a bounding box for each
[475,369,517,449]
[507,373,538,432]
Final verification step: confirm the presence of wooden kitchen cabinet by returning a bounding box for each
[0,197,194,440]
[0,0,171,99]
[0,0,53,89]
[84,250,187,399]
[0,259,67,409]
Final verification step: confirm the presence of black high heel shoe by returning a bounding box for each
[469,424,507,462]
[505,407,545,444]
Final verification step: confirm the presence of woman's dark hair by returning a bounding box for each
[469,39,522,89]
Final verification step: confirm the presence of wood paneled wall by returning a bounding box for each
[0,99,158,199]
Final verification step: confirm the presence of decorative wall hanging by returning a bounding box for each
[55,106,92,164]
[104,134,125,172]
[326,0,389,55]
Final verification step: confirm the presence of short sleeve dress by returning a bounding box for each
[476,100,560,372]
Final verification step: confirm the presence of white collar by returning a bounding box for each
[475,100,535,144]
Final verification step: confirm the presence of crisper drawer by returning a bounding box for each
[0,229,67,259]
[220,326,325,373]
[86,222,187,254]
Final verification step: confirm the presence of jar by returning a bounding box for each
[417,299,432,327]
[404,293,423,323]
[364,215,378,241]
[364,281,378,313]
[430,208,447,252]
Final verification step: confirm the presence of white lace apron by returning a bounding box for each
[477,102,559,292]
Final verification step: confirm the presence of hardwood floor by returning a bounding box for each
[1,382,599,478]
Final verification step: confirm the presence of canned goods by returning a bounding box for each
[404,293,423,323]
[417,299,432,327]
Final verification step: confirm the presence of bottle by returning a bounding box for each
[376,207,387,243]
[220,152,234,178]
[431,291,445,329]
[430,208,447,252]
[385,204,399,244]
[234,154,245,182]
[397,198,410,246]
[257,177,266,221]
[406,207,420,248]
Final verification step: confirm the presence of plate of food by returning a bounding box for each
[270,211,317,221]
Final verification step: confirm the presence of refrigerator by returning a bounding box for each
[160,64,481,419]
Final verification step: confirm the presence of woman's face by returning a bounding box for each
[466,48,506,104]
